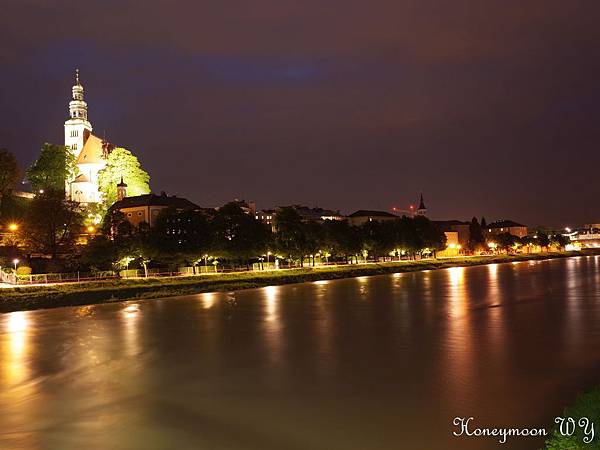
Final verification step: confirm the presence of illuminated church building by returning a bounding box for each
[65,70,114,204]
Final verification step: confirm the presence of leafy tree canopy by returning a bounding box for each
[98,147,150,208]
[0,148,20,197]
[26,143,74,193]
[19,189,82,258]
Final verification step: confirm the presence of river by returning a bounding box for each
[2,256,600,449]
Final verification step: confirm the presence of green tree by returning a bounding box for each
[550,233,570,250]
[322,220,362,263]
[212,202,271,267]
[360,220,396,260]
[0,149,20,200]
[468,217,486,252]
[19,189,82,258]
[151,207,213,268]
[413,216,447,258]
[535,231,551,252]
[274,207,307,266]
[26,143,74,192]
[80,235,119,271]
[496,232,517,254]
[98,148,150,207]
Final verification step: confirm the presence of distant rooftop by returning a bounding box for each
[348,210,398,218]
[488,220,526,228]
[110,192,200,210]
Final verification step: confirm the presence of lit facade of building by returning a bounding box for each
[485,220,528,238]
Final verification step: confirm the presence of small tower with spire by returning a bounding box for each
[117,177,128,201]
[64,68,92,159]
[416,193,427,216]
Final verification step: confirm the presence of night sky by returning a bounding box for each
[2,1,599,227]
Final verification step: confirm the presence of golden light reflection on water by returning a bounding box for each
[122,303,140,356]
[264,286,279,321]
[3,312,31,386]
[200,292,217,309]
[442,265,476,413]
[447,267,466,318]
[262,286,283,367]
[0,311,37,450]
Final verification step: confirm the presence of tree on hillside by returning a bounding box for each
[0,148,20,199]
[98,147,150,207]
[19,189,82,258]
[480,217,487,230]
[26,143,74,192]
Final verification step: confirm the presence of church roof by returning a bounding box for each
[76,134,105,165]
[72,173,92,183]
[109,193,200,211]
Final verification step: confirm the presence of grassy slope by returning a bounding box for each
[0,251,597,313]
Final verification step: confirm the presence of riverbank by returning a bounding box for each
[1,250,598,313]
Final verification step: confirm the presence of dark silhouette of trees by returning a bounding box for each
[19,190,82,258]
[468,217,486,252]
[212,202,271,267]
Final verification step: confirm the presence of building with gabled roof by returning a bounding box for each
[108,190,201,228]
[485,219,528,238]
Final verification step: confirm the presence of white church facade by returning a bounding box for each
[65,70,113,204]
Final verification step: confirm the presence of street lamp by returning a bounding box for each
[13,258,19,271]
[8,223,18,232]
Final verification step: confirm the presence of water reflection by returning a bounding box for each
[200,292,217,309]
[3,311,30,385]
[262,285,283,370]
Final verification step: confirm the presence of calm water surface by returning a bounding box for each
[2,256,600,450]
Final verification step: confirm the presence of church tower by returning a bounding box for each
[416,193,427,216]
[64,69,92,159]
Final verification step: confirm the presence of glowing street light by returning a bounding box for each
[565,227,571,233]
[87,225,96,234]
[8,223,18,232]
[13,258,19,271]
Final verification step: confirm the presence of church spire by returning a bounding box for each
[416,192,427,216]
[69,68,88,120]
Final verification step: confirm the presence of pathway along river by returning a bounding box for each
[2,256,600,449]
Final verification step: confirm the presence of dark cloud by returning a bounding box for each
[1,0,599,226]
